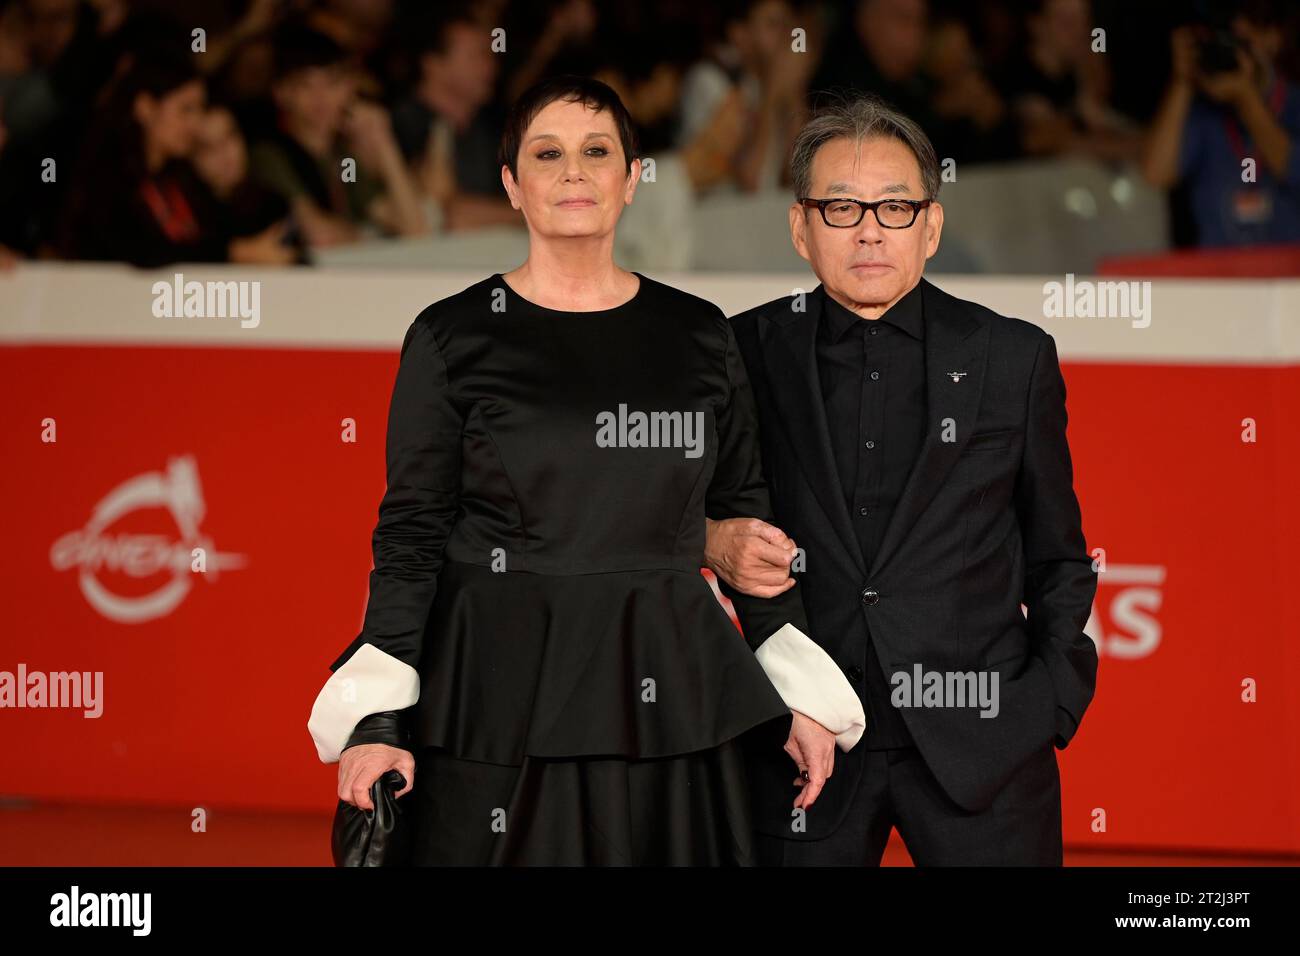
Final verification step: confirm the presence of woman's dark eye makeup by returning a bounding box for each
[536,143,611,160]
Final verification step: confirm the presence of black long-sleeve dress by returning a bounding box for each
[308,272,865,865]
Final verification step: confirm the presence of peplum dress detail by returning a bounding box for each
[308,273,865,864]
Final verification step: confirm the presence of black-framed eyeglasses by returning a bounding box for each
[798,197,932,228]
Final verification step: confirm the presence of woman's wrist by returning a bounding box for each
[342,709,411,752]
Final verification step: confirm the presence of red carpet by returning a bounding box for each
[2,800,1295,866]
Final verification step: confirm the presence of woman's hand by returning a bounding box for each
[786,711,836,811]
[338,743,415,811]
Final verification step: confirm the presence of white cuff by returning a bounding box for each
[754,622,867,752]
[307,642,420,763]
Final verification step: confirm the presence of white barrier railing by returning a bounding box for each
[1,262,1295,364]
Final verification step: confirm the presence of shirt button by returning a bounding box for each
[869,370,880,381]
[869,327,880,336]
[858,506,869,516]
[864,440,875,449]
[861,587,880,606]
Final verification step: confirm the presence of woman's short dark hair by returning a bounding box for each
[498,75,639,182]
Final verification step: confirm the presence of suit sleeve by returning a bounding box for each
[706,315,866,752]
[1014,332,1099,749]
[307,317,463,762]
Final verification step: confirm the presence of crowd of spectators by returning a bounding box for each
[0,0,1295,269]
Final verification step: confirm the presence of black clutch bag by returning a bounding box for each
[331,710,415,867]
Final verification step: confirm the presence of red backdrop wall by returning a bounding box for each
[1,331,1296,854]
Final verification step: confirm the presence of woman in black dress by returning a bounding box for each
[307,76,864,865]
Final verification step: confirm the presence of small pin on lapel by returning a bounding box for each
[947,371,967,383]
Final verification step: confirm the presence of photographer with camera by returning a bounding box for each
[1140,2,1298,248]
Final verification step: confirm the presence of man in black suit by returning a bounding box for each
[705,94,1098,865]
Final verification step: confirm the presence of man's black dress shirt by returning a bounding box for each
[815,282,927,749]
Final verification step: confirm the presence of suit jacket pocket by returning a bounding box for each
[963,427,1019,452]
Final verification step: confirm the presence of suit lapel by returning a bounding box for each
[867,278,989,580]
[758,286,867,577]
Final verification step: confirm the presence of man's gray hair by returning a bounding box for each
[790,93,941,201]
